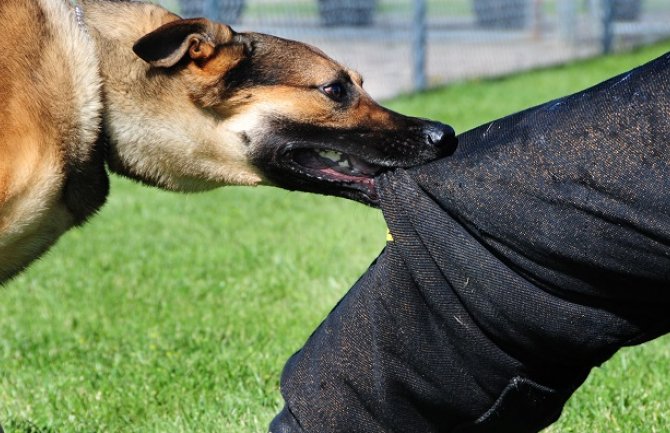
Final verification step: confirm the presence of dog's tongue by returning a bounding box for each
[293,149,380,178]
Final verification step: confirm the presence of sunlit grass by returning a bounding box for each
[2,40,670,432]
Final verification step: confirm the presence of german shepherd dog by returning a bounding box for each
[0,0,456,283]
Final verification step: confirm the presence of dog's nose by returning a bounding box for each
[423,120,457,154]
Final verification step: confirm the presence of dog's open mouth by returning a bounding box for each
[287,148,384,203]
[254,120,456,206]
[292,149,382,181]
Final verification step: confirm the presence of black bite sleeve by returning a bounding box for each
[270,52,670,433]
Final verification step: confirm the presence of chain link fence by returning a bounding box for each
[155,0,670,100]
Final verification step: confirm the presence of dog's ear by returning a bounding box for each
[132,18,239,68]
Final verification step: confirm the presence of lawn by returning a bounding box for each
[2,41,670,432]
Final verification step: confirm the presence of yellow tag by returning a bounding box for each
[386,228,394,242]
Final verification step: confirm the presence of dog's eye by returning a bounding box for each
[321,83,346,102]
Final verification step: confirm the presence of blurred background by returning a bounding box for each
[154,0,670,99]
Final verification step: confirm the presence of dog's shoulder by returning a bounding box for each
[0,0,107,282]
[27,0,107,222]
[2,0,103,152]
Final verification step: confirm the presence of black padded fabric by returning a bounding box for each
[270,51,670,433]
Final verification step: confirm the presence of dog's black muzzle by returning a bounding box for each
[253,117,457,206]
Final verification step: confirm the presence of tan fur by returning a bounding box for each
[0,0,101,280]
[78,1,263,190]
[0,0,267,281]
[1,0,449,283]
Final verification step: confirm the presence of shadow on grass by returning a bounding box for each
[2,419,58,433]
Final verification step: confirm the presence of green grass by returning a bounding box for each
[2,41,670,432]
[0,185,386,433]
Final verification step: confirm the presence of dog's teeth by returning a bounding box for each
[318,150,343,163]
[316,150,361,174]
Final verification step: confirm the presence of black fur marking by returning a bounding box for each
[252,118,456,206]
[63,134,110,226]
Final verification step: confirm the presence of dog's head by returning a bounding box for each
[129,17,456,205]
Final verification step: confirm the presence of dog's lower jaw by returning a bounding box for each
[262,164,382,206]
[288,165,381,206]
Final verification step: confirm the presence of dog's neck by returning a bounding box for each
[77,1,260,191]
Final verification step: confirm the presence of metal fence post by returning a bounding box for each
[412,0,428,92]
[601,0,614,54]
